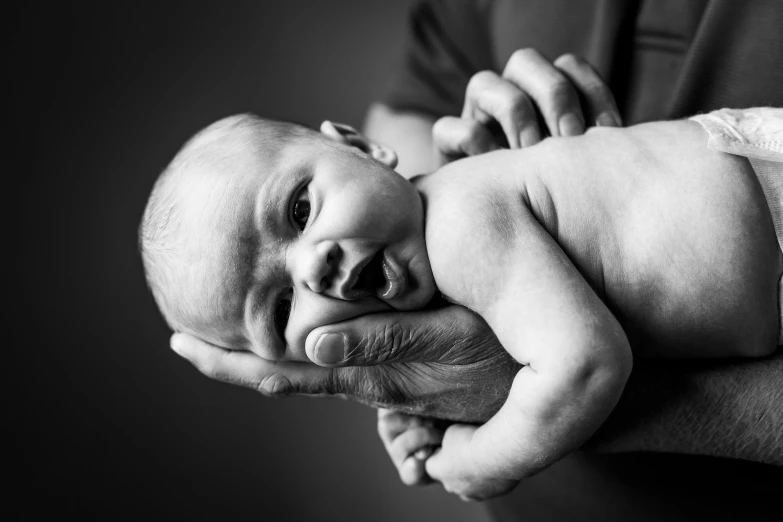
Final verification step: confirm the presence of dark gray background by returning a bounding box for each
[13,2,489,520]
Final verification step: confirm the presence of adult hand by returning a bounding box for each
[171,304,519,423]
[433,49,621,162]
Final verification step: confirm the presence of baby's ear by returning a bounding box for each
[320,120,398,169]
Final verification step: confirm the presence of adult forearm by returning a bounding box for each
[587,351,783,466]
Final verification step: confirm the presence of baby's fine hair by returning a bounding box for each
[139,114,315,331]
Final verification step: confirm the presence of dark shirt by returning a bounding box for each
[385,0,783,122]
[383,1,783,520]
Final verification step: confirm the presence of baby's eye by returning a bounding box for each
[274,292,292,339]
[292,187,311,231]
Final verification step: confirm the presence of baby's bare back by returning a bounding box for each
[425,120,782,359]
[530,121,782,358]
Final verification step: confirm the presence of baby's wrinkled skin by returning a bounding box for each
[143,116,781,501]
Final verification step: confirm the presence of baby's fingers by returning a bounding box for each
[395,428,442,486]
[426,424,519,501]
[424,424,478,492]
[378,409,444,486]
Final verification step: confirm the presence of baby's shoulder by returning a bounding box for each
[417,156,537,310]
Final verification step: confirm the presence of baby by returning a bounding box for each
[140,108,782,500]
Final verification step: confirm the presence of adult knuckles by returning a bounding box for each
[543,77,577,113]
[256,370,339,398]
[553,52,585,70]
[432,116,453,142]
[466,70,499,96]
[580,79,615,109]
[506,48,542,71]
[462,118,484,138]
[432,117,477,154]
[554,54,612,101]
[500,50,578,113]
[257,373,295,397]
[498,89,529,117]
[458,120,490,152]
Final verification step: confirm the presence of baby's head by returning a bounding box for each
[140,114,435,362]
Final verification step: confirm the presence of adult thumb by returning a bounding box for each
[305,307,476,367]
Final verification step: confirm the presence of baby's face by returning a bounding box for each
[177,131,435,362]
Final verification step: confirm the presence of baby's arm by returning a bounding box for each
[423,179,632,500]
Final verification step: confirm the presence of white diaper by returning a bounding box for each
[690,108,783,345]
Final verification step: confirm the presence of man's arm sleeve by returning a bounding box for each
[383,0,495,118]
[588,352,783,466]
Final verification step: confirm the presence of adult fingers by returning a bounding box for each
[171,333,433,410]
[432,116,500,162]
[553,53,621,127]
[170,333,339,397]
[462,70,542,148]
[304,305,486,367]
[501,48,585,138]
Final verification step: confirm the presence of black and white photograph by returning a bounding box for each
[13,1,783,520]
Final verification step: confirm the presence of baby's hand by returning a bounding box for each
[377,409,445,486]
[425,424,519,501]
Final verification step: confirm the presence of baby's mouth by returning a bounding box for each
[352,249,387,297]
[378,251,405,300]
[350,249,406,301]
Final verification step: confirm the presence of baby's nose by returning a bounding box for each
[300,241,341,294]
